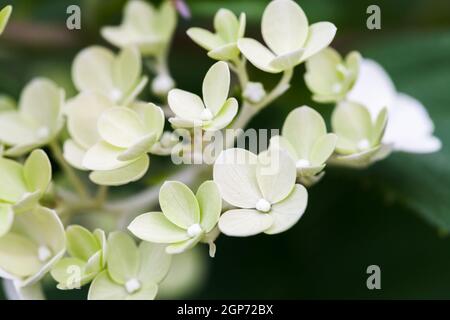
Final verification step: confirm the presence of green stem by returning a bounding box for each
[49,141,90,201]
[232,57,249,89]
[254,68,293,110]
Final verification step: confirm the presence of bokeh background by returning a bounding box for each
[1,0,450,299]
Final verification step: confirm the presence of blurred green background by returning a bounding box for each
[1,0,450,299]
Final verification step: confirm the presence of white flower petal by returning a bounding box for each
[196,181,221,233]
[137,242,171,284]
[97,107,145,148]
[0,157,27,203]
[384,93,441,153]
[63,139,87,170]
[72,46,116,98]
[0,204,14,237]
[128,212,190,243]
[237,38,280,73]
[301,22,337,61]
[265,184,308,235]
[282,106,327,160]
[89,155,149,186]
[256,148,296,204]
[269,49,304,70]
[83,141,128,171]
[262,0,308,55]
[166,236,202,255]
[218,209,273,237]
[88,271,128,300]
[0,112,37,146]
[168,89,204,120]
[106,231,139,284]
[347,59,397,118]
[66,93,114,149]
[213,148,262,208]
[187,28,223,51]
[202,61,230,116]
[18,78,64,131]
[203,98,238,131]
[159,181,200,229]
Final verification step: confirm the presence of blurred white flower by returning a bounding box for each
[101,0,177,57]
[347,59,441,153]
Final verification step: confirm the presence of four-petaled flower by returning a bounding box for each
[0,78,64,157]
[101,0,177,57]
[330,101,391,168]
[187,9,246,61]
[51,225,107,290]
[88,231,171,300]
[238,0,336,73]
[128,181,222,257]
[213,148,308,237]
[72,46,147,106]
[0,150,51,236]
[0,207,66,288]
[305,47,361,103]
[168,61,238,131]
[270,106,337,179]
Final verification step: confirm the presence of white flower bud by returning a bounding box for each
[151,73,175,96]
[243,82,266,104]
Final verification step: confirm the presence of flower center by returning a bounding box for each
[357,139,370,151]
[36,127,50,139]
[187,224,203,237]
[125,278,141,294]
[256,198,271,213]
[38,245,52,262]
[110,88,122,101]
[200,109,213,121]
[296,159,310,168]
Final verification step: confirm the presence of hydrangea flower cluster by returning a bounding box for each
[0,0,441,300]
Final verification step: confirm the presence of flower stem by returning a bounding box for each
[49,141,90,201]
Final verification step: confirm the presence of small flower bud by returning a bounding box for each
[243,82,266,104]
[151,73,175,97]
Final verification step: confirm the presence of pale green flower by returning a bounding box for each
[270,106,337,178]
[213,148,308,237]
[51,226,106,290]
[168,61,238,131]
[330,101,391,168]
[0,206,66,288]
[0,150,51,236]
[72,46,147,105]
[88,231,171,300]
[187,9,246,61]
[237,0,336,73]
[0,5,12,35]
[128,181,222,257]
[0,78,64,157]
[64,93,164,186]
[101,0,177,57]
[305,47,360,103]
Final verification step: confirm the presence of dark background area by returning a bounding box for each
[1,0,450,299]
